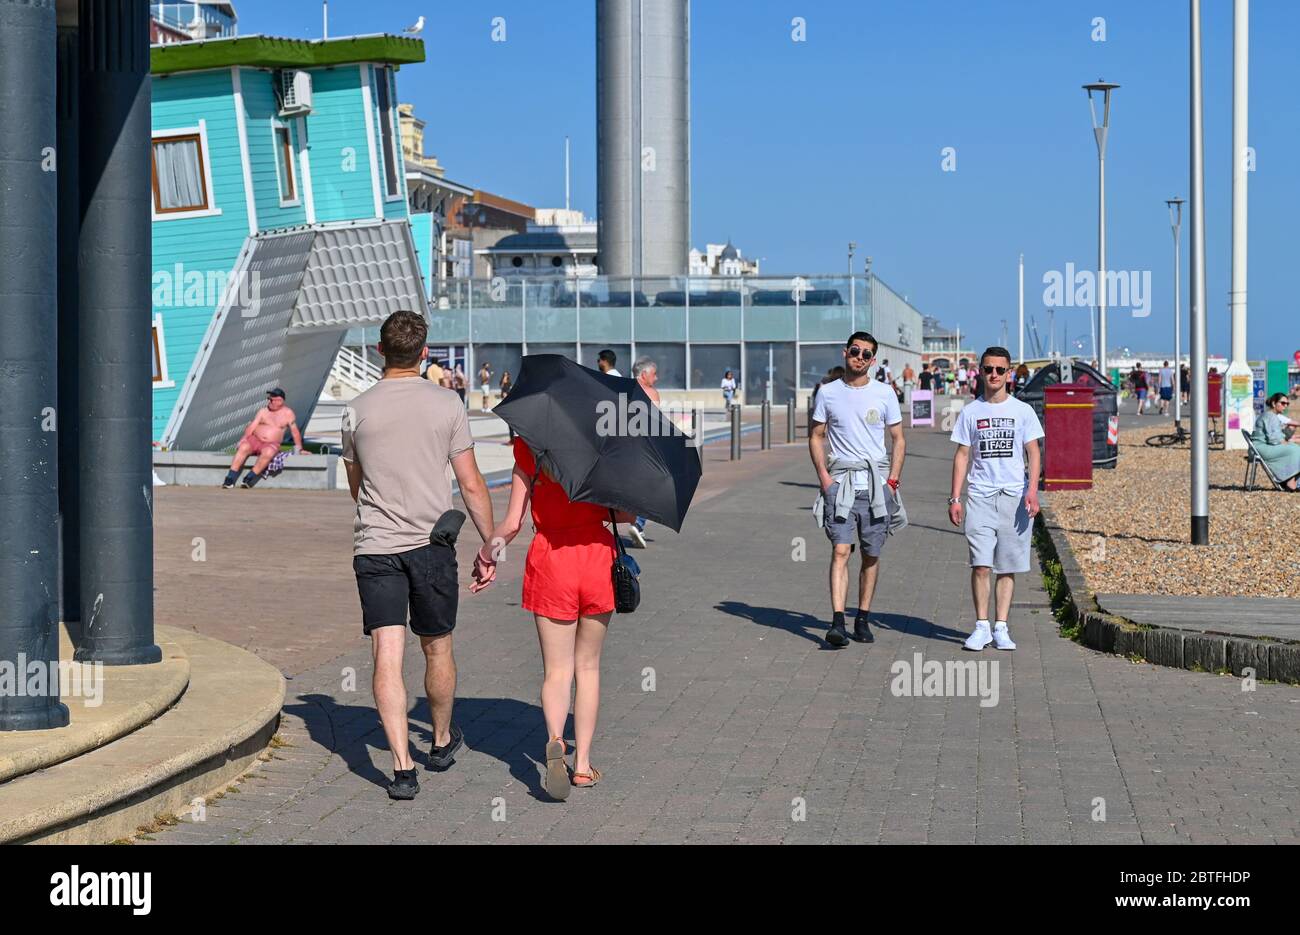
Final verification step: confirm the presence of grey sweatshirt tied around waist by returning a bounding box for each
[812,455,908,533]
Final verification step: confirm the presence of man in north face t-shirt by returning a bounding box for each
[948,346,1043,652]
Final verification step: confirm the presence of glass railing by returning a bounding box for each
[425,275,876,347]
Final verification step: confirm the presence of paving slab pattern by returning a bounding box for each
[145,427,1300,845]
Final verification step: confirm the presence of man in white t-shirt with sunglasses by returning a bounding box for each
[948,346,1043,652]
[810,331,907,648]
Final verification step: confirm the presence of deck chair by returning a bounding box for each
[1241,429,1288,491]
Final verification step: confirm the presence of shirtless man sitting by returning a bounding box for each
[222,387,306,488]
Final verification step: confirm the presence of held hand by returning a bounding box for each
[469,554,496,592]
[948,501,963,527]
[1024,490,1041,519]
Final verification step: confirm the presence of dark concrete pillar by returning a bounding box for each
[0,0,70,730]
[74,0,160,665]
[57,17,82,644]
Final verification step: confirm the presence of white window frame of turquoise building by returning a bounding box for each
[150,119,221,222]
[375,65,405,203]
[269,117,300,208]
[151,312,175,389]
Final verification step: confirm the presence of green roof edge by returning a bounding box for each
[151,35,425,75]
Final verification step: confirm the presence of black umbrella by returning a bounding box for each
[492,355,702,532]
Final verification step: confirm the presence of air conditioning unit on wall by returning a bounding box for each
[278,70,313,116]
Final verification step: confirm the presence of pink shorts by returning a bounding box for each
[241,435,280,457]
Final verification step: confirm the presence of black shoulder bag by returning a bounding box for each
[608,510,641,614]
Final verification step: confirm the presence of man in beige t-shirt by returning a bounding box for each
[341,311,497,800]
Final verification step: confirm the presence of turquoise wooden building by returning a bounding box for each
[149,34,428,449]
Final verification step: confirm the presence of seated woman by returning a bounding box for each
[1250,393,1300,490]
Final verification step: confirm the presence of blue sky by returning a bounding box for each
[245,0,1298,359]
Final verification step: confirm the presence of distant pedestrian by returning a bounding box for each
[1180,363,1190,406]
[222,387,306,489]
[452,364,467,404]
[596,349,621,377]
[501,371,515,444]
[810,332,907,648]
[478,362,493,412]
[341,311,498,800]
[1131,363,1149,415]
[626,357,660,549]
[948,346,1043,653]
[720,369,737,407]
[1158,360,1174,415]
[919,364,934,392]
[812,367,845,407]
[424,358,445,385]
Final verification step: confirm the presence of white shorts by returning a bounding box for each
[964,489,1032,573]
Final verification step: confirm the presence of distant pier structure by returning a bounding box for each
[596,0,690,280]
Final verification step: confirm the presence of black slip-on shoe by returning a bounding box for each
[428,724,464,771]
[826,621,849,648]
[852,618,874,643]
[387,768,419,800]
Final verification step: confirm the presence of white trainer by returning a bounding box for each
[963,621,993,651]
[626,525,647,549]
[992,622,1017,651]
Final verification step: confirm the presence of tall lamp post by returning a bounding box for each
[1083,79,1119,379]
[847,241,857,331]
[1189,0,1209,545]
[1166,197,1185,432]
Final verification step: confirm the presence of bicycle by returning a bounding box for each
[1145,421,1223,449]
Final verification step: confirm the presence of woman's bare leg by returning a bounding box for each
[572,612,611,774]
[534,614,576,744]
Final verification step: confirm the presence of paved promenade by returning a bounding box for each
[147,424,1300,845]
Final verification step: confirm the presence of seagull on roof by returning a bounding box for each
[404,15,425,34]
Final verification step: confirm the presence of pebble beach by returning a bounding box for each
[1048,428,1300,599]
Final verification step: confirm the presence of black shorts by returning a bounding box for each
[353,543,458,637]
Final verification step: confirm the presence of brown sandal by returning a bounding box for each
[544,737,570,801]
[570,766,602,788]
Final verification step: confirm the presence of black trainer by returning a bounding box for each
[427,723,464,771]
[852,616,874,643]
[387,768,419,800]
[826,620,849,647]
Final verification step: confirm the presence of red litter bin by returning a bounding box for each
[1207,372,1223,420]
[1043,384,1094,491]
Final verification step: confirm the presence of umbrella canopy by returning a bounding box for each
[492,355,702,532]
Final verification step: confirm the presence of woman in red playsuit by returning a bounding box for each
[488,436,634,801]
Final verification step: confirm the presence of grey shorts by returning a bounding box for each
[823,483,897,557]
[963,489,1032,573]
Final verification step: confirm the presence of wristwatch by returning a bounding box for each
[947,497,962,505]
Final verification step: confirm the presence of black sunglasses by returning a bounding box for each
[983,365,1008,375]
[847,346,874,359]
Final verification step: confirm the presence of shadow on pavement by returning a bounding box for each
[714,601,838,649]
[869,612,967,646]
[288,693,556,800]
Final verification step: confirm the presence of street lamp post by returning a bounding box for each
[848,241,857,331]
[1166,197,1185,432]
[1189,0,1209,545]
[1084,79,1119,378]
